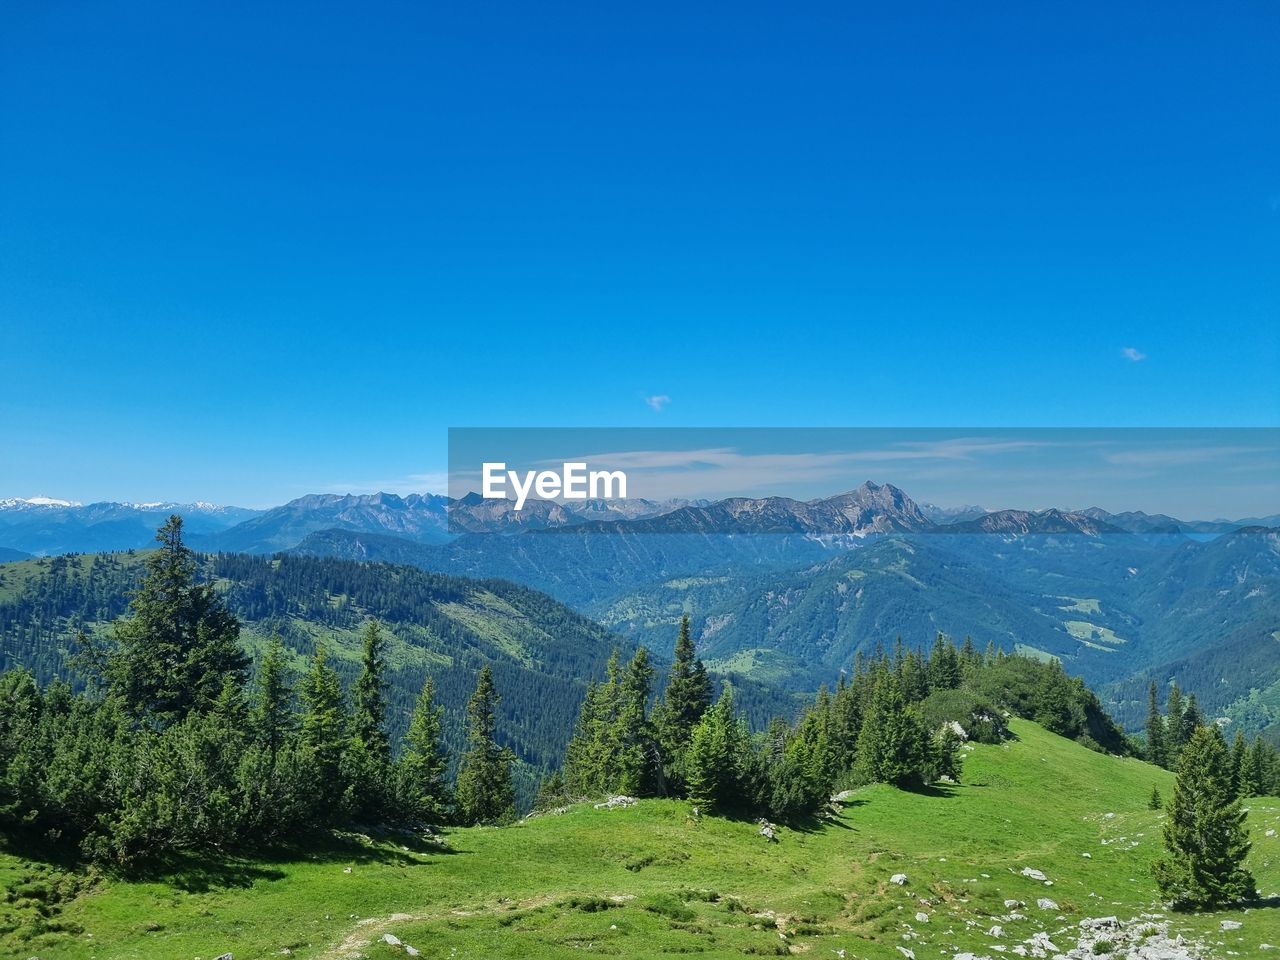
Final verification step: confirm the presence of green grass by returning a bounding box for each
[5,719,1280,959]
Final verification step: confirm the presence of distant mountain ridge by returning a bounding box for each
[4,483,1275,558]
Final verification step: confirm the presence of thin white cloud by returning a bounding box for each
[1121,346,1147,362]
[645,394,671,412]
[318,471,450,496]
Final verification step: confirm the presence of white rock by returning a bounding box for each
[382,934,402,946]
[988,925,1004,938]
[891,873,909,885]
[1081,852,1091,859]
[1020,867,1048,881]
[897,948,916,959]
[1004,899,1023,908]
[1036,898,1058,911]
[1221,919,1242,931]
[915,911,930,923]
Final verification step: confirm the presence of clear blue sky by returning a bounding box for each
[2,2,1277,508]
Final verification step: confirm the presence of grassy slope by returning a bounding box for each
[6,719,1280,960]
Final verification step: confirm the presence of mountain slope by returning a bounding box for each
[0,500,261,555]
[0,551,630,789]
[12,719,1278,960]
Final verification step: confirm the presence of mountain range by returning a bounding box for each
[4,482,1274,558]
[3,482,1275,741]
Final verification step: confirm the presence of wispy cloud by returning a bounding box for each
[645,394,671,412]
[317,471,450,496]
[1121,346,1147,362]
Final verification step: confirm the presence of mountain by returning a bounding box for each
[941,508,1125,537]
[0,499,261,555]
[0,547,30,563]
[204,492,457,553]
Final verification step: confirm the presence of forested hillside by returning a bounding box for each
[0,548,628,793]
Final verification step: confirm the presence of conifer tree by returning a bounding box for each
[455,666,515,825]
[395,676,451,822]
[1180,694,1203,748]
[107,516,248,725]
[1166,682,1186,760]
[854,673,932,789]
[927,633,961,690]
[1145,681,1167,768]
[350,620,390,759]
[1154,726,1255,910]
[615,647,657,796]
[252,634,295,769]
[298,645,348,820]
[685,686,745,813]
[656,617,712,774]
[1228,730,1248,801]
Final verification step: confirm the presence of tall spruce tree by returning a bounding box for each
[252,634,295,769]
[107,516,248,725]
[351,620,390,762]
[1154,726,1255,910]
[298,645,349,821]
[455,666,515,825]
[615,647,657,796]
[656,616,712,772]
[854,673,932,789]
[1145,681,1167,768]
[684,686,745,813]
[395,676,451,822]
[1166,682,1186,761]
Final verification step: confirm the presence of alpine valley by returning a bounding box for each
[2,482,1277,743]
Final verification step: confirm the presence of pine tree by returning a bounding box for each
[298,645,349,821]
[685,686,745,813]
[351,620,390,763]
[927,633,961,690]
[1149,784,1163,810]
[455,666,516,826]
[394,676,451,822]
[1145,680,1167,768]
[615,648,656,796]
[1154,726,1255,910]
[252,634,295,769]
[107,516,248,725]
[1166,682,1186,761]
[1180,694,1203,748]
[1228,730,1248,801]
[854,673,932,789]
[656,617,712,775]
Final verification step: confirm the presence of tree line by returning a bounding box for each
[541,621,1128,822]
[0,518,511,867]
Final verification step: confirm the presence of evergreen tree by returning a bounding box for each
[685,686,745,813]
[298,645,349,821]
[1154,726,1255,910]
[1239,739,1268,798]
[394,676,451,822]
[1149,784,1163,810]
[107,516,248,725]
[1166,682,1186,760]
[656,616,712,776]
[251,634,295,769]
[615,648,657,796]
[1145,681,1167,768]
[927,633,961,690]
[455,666,516,825]
[351,620,390,762]
[854,673,933,789]
[1179,694,1203,749]
[1228,730,1248,801]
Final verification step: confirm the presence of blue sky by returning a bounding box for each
[1,2,1277,509]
